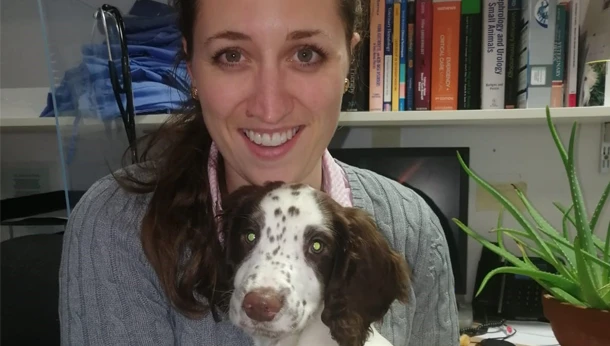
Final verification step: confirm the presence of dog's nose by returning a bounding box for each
[242,288,284,322]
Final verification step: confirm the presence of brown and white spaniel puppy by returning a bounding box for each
[220,181,411,346]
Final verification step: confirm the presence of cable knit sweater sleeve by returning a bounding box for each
[58,176,177,345]
[339,162,460,346]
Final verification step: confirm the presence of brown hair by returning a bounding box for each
[114,0,370,320]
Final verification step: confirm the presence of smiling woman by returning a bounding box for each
[187,0,360,192]
[58,0,460,345]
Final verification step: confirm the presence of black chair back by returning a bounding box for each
[1,232,64,346]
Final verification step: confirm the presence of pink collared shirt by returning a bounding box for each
[207,142,353,242]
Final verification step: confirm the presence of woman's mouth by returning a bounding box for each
[240,126,303,160]
[243,127,300,147]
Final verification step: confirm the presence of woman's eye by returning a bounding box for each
[214,49,244,65]
[293,47,321,65]
[245,232,256,243]
[310,240,324,253]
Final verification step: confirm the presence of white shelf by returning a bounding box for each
[1,87,609,132]
[338,106,610,126]
[2,107,609,132]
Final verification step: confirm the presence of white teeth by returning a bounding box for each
[244,127,299,147]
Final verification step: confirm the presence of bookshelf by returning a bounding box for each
[1,106,609,132]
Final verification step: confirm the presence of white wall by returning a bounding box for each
[1,0,608,304]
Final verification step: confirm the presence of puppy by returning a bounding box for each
[220,181,411,346]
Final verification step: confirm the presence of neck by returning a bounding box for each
[223,158,324,194]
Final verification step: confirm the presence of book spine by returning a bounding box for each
[431,0,461,110]
[517,0,557,108]
[392,1,402,111]
[369,0,385,111]
[406,0,416,110]
[415,0,432,110]
[504,0,521,108]
[551,2,568,107]
[384,0,394,110]
[481,0,508,109]
[458,0,482,110]
[399,0,408,110]
[564,0,579,107]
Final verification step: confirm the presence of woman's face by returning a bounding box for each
[186,0,359,192]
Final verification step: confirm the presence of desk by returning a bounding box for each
[467,321,559,346]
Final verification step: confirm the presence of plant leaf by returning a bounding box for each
[455,153,561,267]
[550,287,587,307]
[590,180,610,231]
[512,185,576,281]
[602,222,610,285]
[599,282,610,305]
[498,230,580,299]
[551,202,606,254]
[573,236,607,309]
[560,203,573,240]
[494,227,610,273]
[454,219,533,272]
[545,106,569,167]
[496,208,506,250]
[565,122,602,285]
[476,266,580,300]
[554,202,576,229]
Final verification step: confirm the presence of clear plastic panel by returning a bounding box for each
[36,0,187,214]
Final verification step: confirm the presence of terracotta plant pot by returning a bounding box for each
[541,293,610,346]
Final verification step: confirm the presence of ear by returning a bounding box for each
[350,32,361,52]
[321,207,411,346]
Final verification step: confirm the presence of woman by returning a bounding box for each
[58,0,459,344]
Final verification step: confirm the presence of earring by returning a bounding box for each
[190,86,199,100]
[344,78,350,93]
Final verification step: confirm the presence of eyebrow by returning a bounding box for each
[204,29,329,46]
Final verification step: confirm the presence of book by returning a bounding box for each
[481,0,508,109]
[563,0,579,107]
[431,0,461,110]
[406,0,416,110]
[550,1,568,107]
[399,0,408,110]
[392,0,402,111]
[517,0,557,108]
[504,0,521,108]
[384,0,394,110]
[458,0,482,110]
[369,0,386,111]
[415,0,433,110]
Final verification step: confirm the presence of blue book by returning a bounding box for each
[383,0,393,111]
[399,0,407,110]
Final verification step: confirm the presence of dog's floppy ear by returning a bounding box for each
[321,206,411,346]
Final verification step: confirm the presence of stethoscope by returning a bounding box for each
[94,4,138,164]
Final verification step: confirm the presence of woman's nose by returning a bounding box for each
[246,65,293,124]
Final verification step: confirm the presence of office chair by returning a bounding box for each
[1,190,84,346]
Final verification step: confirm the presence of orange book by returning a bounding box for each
[430,0,461,110]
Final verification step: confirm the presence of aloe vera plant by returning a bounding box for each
[453,106,610,310]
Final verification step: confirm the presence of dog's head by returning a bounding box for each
[220,181,410,345]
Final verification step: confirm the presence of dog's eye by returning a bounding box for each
[310,240,324,254]
[244,231,257,243]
